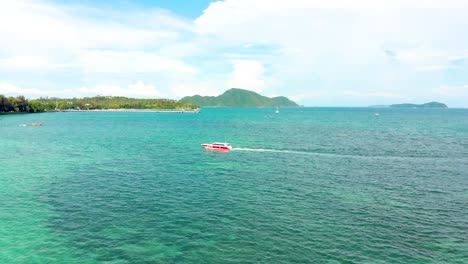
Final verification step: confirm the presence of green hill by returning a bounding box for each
[179,88,299,107]
[390,102,448,108]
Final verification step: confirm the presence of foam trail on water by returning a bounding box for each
[233,148,339,157]
[231,147,463,161]
[232,148,309,155]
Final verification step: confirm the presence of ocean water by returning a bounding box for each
[0,107,467,263]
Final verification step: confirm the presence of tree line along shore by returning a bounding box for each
[0,95,199,114]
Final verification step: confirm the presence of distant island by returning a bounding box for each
[0,95,198,114]
[390,102,448,108]
[179,88,299,107]
[369,102,448,109]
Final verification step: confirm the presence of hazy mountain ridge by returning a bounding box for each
[179,88,299,107]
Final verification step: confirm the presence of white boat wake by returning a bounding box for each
[231,147,462,161]
[232,148,309,155]
[232,147,342,157]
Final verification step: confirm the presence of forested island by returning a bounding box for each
[369,102,448,108]
[389,102,448,108]
[0,95,198,114]
[180,88,299,107]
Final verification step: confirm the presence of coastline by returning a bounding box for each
[1,108,200,115]
[0,111,39,115]
[62,108,200,113]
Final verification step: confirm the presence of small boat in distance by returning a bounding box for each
[275,107,280,114]
[201,142,232,151]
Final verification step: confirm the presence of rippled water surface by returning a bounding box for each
[1,108,467,263]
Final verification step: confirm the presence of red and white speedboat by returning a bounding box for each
[201,142,232,151]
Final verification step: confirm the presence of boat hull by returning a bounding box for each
[201,143,232,151]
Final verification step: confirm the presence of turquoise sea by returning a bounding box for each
[1,108,467,263]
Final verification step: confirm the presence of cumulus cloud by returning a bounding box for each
[436,84,468,97]
[0,0,199,83]
[195,0,468,64]
[76,81,161,98]
[171,81,222,98]
[394,48,467,72]
[226,60,266,93]
[78,50,198,75]
[343,91,403,98]
[194,0,468,105]
[0,82,42,96]
[2,0,468,106]
[0,56,72,71]
[0,81,161,99]
[0,1,182,54]
[290,90,404,103]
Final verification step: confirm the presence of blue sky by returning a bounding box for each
[52,0,213,18]
[1,0,468,107]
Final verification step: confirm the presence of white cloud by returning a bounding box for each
[394,48,465,72]
[195,0,468,59]
[195,0,468,102]
[171,81,221,98]
[78,50,199,75]
[416,65,458,72]
[0,81,161,99]
[77,81,161,98]
[436,84,468,98]
[428,84,468,107]
[0,56,72,71]
[2,0,468,106]
[0,0,198,76]
[343,91,403,98]
[0,1,182,54]
[288,91,334,103]
[0,82,42,96]
[290,90,403,103]
[226,60,266,93]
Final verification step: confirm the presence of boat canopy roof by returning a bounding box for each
[212,142,230,146]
